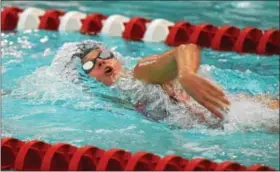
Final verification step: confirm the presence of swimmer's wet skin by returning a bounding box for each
[78,41,279,123]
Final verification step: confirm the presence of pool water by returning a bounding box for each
[1,1,279,169]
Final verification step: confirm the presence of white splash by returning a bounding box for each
[224,95,279,132]
[11,41,97,109]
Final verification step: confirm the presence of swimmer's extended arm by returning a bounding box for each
[133,44,200,84]
[132,48,178,84]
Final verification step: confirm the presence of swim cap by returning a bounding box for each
[73,40,128,68]
[73,40,104,60]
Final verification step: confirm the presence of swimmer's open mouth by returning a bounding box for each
[104,66,113,76]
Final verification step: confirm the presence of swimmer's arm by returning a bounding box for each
[133,44,229,118]
[132,44,201,84]
[176,44,230,119]
[133,48,177,84]
[175,44,201,76]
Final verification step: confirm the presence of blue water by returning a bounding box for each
[1,1,279,169]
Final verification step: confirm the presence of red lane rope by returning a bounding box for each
[1,137,275,171]
[1,6,279,56]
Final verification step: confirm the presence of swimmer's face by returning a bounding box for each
[81,48,123,86]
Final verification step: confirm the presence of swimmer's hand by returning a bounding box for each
[179,73,230,119]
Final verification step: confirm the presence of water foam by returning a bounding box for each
[224,95,279,133]
[11,41,97,109]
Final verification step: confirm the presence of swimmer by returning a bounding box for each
[73,40,279,122]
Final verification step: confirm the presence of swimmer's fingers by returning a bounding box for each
[192,90,224,119]
[202,79,230,105]
[203,101,224,119]
[199,89,229,116]
[218,95,230,106]
[179,73,228,118]
[202,78,225,97]
[204,92,229,112]
[207,89,230,106]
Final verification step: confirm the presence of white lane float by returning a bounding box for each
[17,7,45,30]
[101,14,130,37]
[59,11,87,32]
[142,18,174,42]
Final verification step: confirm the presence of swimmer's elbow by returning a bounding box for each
[178,43,201,50]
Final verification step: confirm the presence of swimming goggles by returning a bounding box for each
[82,50,114,74]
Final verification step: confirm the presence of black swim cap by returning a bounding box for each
[72,41,102,60]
